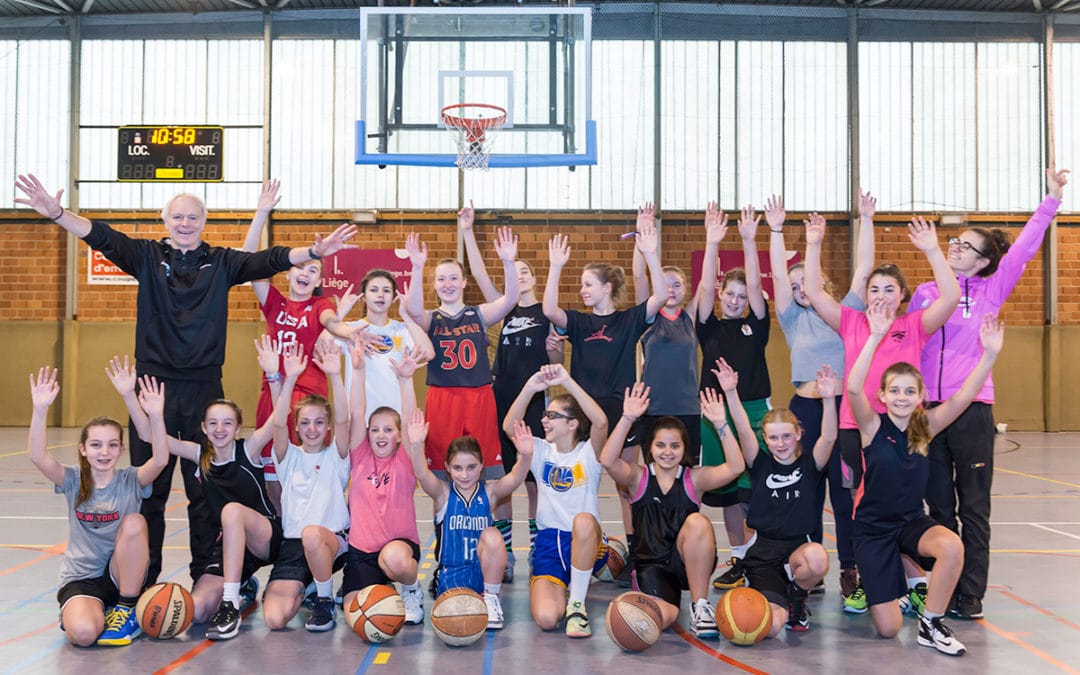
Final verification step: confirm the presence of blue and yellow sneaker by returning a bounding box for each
[96,604,142,646]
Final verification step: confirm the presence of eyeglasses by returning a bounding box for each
[948,237,986,257]
[541,410,572,421]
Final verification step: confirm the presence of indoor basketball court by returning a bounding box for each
[1,1,1079,674]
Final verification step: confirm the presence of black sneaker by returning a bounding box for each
[712,557,746,590]
[809,580,826,596]
[917,615,966,656]
[305,597,336,632]
[206,600,241,641]
[239,577,259,610]
[786,596,811,632]
[949,594,984,620]
[428,572,439,600]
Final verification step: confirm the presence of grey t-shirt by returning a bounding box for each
[641,308,700,415]
[777,290,865,386]
[56,465,150,588]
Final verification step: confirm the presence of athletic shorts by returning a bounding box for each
[57,572,120,611]
[268,533,348,584]
[256,381,325,481]
[531,527,609,588]
[598,397,643,449]
[203,518,284,581]
[494,382,542,482]
[742,534,808,607]
[635,547,715,607]
[424,385,505,479]
[436,562,483,596]
[638,414,702,466]
[699,397,768,506]
[853,514,938,606]
[838,428,863,490]
[342,539,421,595]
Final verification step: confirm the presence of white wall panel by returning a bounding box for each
[784,41,847,211]
[859,42,912,211]
[736,41,783,208]
[1054,42,1078,213]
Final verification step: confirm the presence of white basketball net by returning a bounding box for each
[442,104,507,171]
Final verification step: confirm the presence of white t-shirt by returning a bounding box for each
[339,319,416,423]
[530,437,602,532]
[273,441,350,538]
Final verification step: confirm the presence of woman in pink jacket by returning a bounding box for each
[910,165,1068,621]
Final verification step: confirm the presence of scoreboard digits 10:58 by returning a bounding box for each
[117,125,224,182]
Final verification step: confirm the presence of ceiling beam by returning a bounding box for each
[224,0,258,8]
[1033,0,1043,10]
[52,0,73,11]
[275,0,293,8]
[11,0,64,13]
[81,0,95,13]
[1050,0,1072,9]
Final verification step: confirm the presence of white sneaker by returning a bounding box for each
[917,615,966,656]
[401,584,424,625]
[690,598,718,639]
[484,592,504,630]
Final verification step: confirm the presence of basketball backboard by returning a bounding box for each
[355,7,595,169]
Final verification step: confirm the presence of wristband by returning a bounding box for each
[769,228,783,233]
[308,245,322,260]
[50,205,64,221]
[715,420,730,435]
[266,372,283,383]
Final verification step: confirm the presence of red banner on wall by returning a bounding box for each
[87,250,138,285]
[689,249,801,301]
[319,248,414,298]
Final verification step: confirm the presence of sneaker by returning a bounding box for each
[564,600,591,638]
[917,615,966,656]
[305,597,336,632]
[809,579,826,596]
[786,596,811,632]
[484,592,504,630]
[301,581,317,610]
[839,567,859,599]
[206,600,241,641]
[503,551,515,584]
[428,569,440,600]
[239,577,259,610]
[949,594,984,620]
[843,582,868,615]
[335,585,344,607]
[402,584,424,625]
[690,598,719,639]
[712,557,746,590]
[97,605,142,646]
[900,582,928,617]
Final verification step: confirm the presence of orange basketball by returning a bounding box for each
[595,536,628,583]
[431,588,488,647]
[344,584,406,643]
[715,587,772,646]
[135,582,194,639]
[604,591,664,652]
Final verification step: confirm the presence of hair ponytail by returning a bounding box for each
[907,406,932,456]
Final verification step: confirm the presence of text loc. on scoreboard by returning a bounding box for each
[117,126,224,182]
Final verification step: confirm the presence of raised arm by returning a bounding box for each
[636,204,669,319]
[847,301,891,444]
[14,174,91,238]
[696,202,728,322]
[28,367,65,485]
[397,290,435,363]
[543,364,608,459]
[477,226,520,326]
[105,355,149,442]
[459,202,500,302]
[263,342,305,464]
[810,365,839,471]
[542,235,570,329]
[765,194,794,313]
[803,213,842,331]
[347,340,368,450]
[631,244,650,305]
[488,422,535,503]
[134,377,171,487]
[709,357,757,469]
[240,179,282,305]
[850,190,877,301]
[927,315,1004,436]
[908,216,961,335]
[403,234,432,330]
[404,409,449,509]
[286,223,358,267]
[390,345,422,445]
[694,386,747,494]
[599,382,649,490]
[503,369,550,437]
[738,204,767,319]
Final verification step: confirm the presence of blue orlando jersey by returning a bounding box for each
[435,483,493,568]
[427,305,493,388]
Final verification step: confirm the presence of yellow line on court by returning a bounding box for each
[0,441,74,459]
[373,652,391,665]
[996,467,1080,490]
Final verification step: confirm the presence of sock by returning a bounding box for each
[528,519,538,549]
[484,582,501,596]
[923,609,943,621]
[401,581,421,594]
[315,578,333,599]
[568,566,591,604]
[117,594,139,607]
[223,582,241,605]
[908,576,928,589]
[495,519,513,552]
[731,543,749,559]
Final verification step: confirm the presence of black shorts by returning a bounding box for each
[495,383,541,483]
[839,428,863,490]
[638,414,702,466]
[853,514,938,606]
[636,547,716,607]
[702,487,752,509]
[268,534,348,585]
[203,518,285,582]
[599,397,643,450]
[342,539,421,595]
[57,573,120,610]
[742,535,807,607]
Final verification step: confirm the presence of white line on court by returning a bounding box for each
[1029,523,1080,541]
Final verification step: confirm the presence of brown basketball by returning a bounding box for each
[715,587,772,646]
[595,536,628,582]
[604,591,664,652]
[135,582,194,639]
[431,588,488,647]
[344,584,406,643]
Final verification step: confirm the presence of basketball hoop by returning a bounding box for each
[441,103,508,171]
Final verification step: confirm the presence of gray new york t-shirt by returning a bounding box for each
[56,466,150,588]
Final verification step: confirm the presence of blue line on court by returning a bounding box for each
[0,586,57,618]
[352,644,377,675]
[482,628,496,675]
[1,635,67,675]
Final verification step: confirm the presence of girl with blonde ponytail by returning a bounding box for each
[846,300,1004,657]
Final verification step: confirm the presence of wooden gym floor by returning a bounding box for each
[1,427,1078,674]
